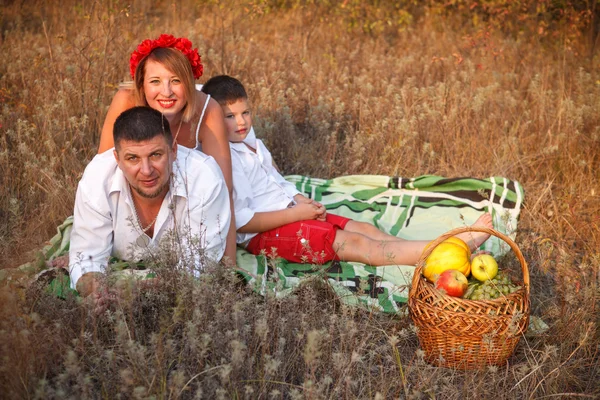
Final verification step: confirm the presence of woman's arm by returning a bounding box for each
[98,89,136,153]
[199,97,237,264]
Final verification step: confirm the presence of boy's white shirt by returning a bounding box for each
[253,139,300,198]
[230,139,301,244]
[68,146,230,289]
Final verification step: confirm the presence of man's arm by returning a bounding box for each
[69,183,114,293]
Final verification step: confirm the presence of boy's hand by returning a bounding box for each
[293,194,313,205]
[294,194,327,221]
[292,202,326,221]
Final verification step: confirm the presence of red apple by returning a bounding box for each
[434,269,469,297]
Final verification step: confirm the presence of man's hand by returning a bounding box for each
[77,272,118,314]
[76,272,104,298]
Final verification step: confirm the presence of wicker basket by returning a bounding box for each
[408,226,530,370]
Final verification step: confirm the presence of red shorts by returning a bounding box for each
[246,214,351,264]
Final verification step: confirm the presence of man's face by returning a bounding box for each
[222,99,252,143]
[114,135,176,200]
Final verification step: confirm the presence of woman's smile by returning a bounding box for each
[157,99,177,109]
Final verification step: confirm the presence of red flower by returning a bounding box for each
[174,37,192,51]
[155,34,177,47]
[136,39,155,55]
[128,34,203,79]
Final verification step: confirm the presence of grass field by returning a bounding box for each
[1,1,599,398]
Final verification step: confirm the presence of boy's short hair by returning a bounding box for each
[201,75,247,105]
[113,106,172,150]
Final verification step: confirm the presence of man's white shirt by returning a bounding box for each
[230,139,300,244]
[68,146,230,289]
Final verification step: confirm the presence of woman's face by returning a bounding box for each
[143,60,187,121]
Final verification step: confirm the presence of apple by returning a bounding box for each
[471,254,499,282]
[434,269,469,297]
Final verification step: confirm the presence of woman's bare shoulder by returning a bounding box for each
[112,87,136,107]
[194,90,224,120]
[98,87,137,153]
[206,94,225,116]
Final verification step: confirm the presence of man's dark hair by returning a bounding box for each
[201,75,248,105]
[113,106,172,150]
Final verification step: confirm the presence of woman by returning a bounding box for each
[98,34,236,263]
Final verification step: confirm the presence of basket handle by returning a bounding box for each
[408,226,530,298]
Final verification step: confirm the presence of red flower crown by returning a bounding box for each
[129,34,203,80]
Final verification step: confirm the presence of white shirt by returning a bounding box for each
[68,146,230,289]
[230,140,300,244]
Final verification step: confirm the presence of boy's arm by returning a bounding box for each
[238,202,326,233]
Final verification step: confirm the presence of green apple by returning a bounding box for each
[470,254,498,282]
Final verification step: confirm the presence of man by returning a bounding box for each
[69,106,230,297]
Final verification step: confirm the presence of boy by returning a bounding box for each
[202,76,492,266]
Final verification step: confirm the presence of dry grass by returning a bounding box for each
[1,0,599,398]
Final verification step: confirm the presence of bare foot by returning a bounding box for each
[456,213,493,251]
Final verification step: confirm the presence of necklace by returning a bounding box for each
[129,185,160,246]
[172,117,184,144]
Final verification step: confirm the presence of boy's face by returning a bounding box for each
[222,99,252,143]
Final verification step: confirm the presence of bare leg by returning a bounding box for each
[343,220,404,242]
[332,230,430,266]
[454,213,493,251]
[344,213,494,250]
[333,213,494,265]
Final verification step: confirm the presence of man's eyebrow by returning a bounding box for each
[121,146,165,157]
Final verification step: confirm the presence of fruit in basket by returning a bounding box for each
[434,269,469,297]
[444,236,471,252]
[471,254,499,282]
[464,272,521,300]
[423,237,471,282]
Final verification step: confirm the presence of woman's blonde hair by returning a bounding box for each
[130,47,197,123]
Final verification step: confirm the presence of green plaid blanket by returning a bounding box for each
[7,175,523,314]
[237,174,522,313]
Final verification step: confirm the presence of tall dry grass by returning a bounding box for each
[1,0,599,398]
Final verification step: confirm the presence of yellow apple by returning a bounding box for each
[470,254,498,282]
[423,237,471,282]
